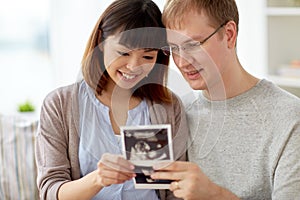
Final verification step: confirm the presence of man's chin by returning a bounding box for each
[185,78,207,91]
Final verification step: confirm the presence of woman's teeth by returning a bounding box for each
[122,72,136,80]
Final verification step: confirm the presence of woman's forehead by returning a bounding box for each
[106,27,167,49]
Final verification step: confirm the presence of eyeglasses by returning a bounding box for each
[162,21,227,55]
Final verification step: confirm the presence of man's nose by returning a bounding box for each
[173,53,191,69]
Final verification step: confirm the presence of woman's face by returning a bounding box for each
[102,35,158,90]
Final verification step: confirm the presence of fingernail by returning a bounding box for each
[152,164,159,170]
[130,165,135,170]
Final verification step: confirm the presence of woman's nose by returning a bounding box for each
[126,57,140,71]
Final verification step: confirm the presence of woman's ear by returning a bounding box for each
[224,21,237,49]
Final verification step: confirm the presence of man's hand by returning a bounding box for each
[151,161,239,200]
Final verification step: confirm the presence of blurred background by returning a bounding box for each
[2,0,291,115]
[1,1,299,198]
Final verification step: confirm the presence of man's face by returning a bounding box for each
[166,11,228,91]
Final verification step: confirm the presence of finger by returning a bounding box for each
[98,160,135,176]
[101,153,134,169]
[97,167,135,182]
[150,171,185,181]
[99,159,134,173]
[170,181,185,199]
[100,154,134,172]
[169,181,180,192]
[172,189,185,199]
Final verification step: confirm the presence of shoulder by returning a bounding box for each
[41,82,82,120]
[259,79,300,113]
[44,82,81,100]
[43,82,81,106]
[254,80,300,128]
[180,90,200,111]
[145,90,186,121]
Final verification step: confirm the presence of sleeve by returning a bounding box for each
[272,121,300,200]
[35,90,72,200]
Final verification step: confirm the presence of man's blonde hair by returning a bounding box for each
[162,0,239,31]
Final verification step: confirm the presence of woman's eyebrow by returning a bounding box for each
[116,44,158,52]
[143,48,158,52]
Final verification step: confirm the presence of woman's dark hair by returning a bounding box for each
[82,0,171,103]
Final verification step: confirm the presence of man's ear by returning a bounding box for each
[224,21,237,49]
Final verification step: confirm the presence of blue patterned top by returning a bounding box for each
[78,81,159,200]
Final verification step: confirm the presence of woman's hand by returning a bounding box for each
[58,154,136,199]
[96,153,136,187]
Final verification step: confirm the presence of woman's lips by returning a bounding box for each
[118,70,141,82]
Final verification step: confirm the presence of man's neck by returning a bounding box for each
[203,63,259,101]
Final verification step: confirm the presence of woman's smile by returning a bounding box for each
[118,70,142,81]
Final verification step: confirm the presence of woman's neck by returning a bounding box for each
[96,79,142,134]
[97,79,141,109]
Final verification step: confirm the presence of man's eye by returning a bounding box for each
[170,45,179,52]
[185,42,200,49]
[117,51,129,56]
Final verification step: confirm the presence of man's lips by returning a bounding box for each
[184,68,203,80]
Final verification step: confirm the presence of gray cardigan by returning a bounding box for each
[35,81,188,200]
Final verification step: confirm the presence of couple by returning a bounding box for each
[35,0,300,199]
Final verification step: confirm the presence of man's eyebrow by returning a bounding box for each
[168,35,203,45]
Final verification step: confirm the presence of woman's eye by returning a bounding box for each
[117,51,129,56]
[143,56,154,60]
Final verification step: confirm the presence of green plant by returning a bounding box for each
[18,101,35,112]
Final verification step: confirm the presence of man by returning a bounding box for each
[151,0,300,199]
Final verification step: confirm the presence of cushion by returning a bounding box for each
[0,114,39,199]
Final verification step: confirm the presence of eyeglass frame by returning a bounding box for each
[161,21,228,56]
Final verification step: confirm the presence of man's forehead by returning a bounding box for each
[165,7,205,29]
[166,28,203,45]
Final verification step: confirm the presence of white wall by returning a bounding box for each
[49,0,111,87]
[235,0,266,78]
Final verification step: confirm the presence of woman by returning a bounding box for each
[35,0,188,199]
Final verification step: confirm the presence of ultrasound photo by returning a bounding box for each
[120,124,173,189]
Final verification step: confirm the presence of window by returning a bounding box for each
[0,0,53,113]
